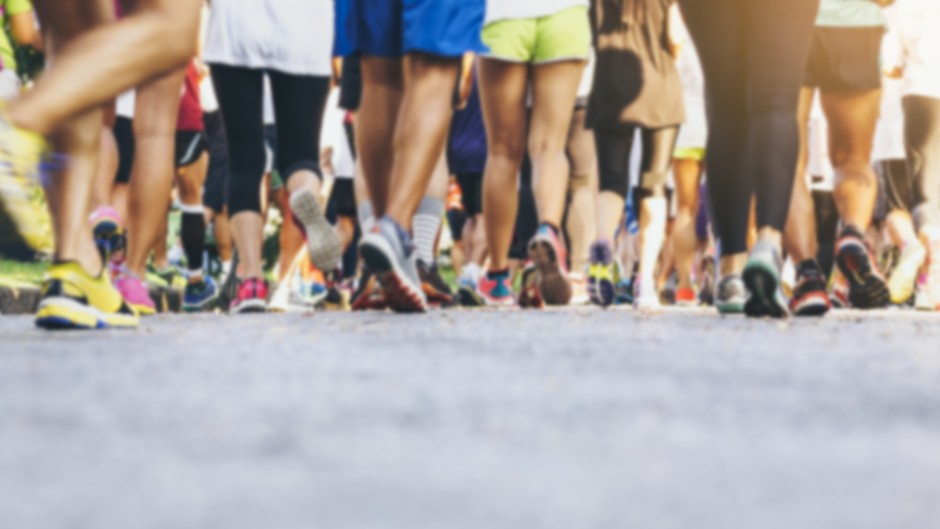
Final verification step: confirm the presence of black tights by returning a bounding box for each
[678,0,819,254]
[209,64,330,216]
[596,126,679,198]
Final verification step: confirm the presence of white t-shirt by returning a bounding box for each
[116,89,136,119]
[873,77,906,161]
[671,10,707,150]
[883,0,940,100]
[204,0,333,76]
[485,0,588,24]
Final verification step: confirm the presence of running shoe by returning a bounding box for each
[528,224,572,306]
[715,275,746,315]
[351,267,388,311]
[915,277,933,311]
[835,225,889,309]
[587,240,617,307]
[35,261,139,330]
[742,241,789,318]
[290,188,343,272]
[359,217,427,313]
[183,276,219,312]
[0,108,51,255]
[789,259,831,317]
[829,270,850,309]
[89,206,125,264]
[698,255,717,306]
[518,262,544,309]
[417,259,455,307]
[478,269,514,307]
[924,237,940,310]
[114,271,157,316]
[150,265,186,290]
[614,277,634,306]
[633,276,661,310]
[888,241,927,305]
[675,287,697,307]
[231,277,268,314]
[457,263,485,307]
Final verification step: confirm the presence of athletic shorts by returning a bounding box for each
[803,26,884,92]
[447,209,467,242]
[202,111,230,212]
[334,0,486,58]
[113,116,135,184]
[674,147,706,162]
[456,172,483,216]
[874,158,911,221]
[327,178,357,218]
[482,6,591,64]
[175,130,208,168]
[339,55,362,112]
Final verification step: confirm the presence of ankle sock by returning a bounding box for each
[413,196,444,265]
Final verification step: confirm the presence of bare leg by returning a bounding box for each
[564,107,597,275]
[784,87,819,262]
[479,58,528,271]
[384,54,460,230]
[10,0,198,135]
[672,157,702,290]
[357,58,403,217]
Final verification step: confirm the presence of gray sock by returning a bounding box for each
[413,196,444,265]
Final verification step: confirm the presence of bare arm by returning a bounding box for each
[9,11,42,51]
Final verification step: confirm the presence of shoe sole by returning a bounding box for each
[836,242,889,309]
[292,190,343,272]
[742,261,789,318]
[587,265,615,308]
[359,234,427,313]
[791,292,831,317]
[183,292,219,313]
[528,238,571,306]
[233,299,267,314]
[35,297,138,330]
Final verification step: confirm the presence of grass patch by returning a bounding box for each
[0,259,47,287]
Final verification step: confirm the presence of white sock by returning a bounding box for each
[413,196,444,264]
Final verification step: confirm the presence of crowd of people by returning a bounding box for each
[0,0,936,330]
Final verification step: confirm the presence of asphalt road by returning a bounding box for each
[1,308,940,529]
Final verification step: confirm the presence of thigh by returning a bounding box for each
[478,58,528,159]
[268,71,331,175]
[33,0,114,45]
[529,60,585,151]
[820,88,880,163]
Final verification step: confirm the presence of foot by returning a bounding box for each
[457,265,485,307]
[359,217,427,313]
[89,206,125,265]
[889,241,927,305]
[114,270,157,316]
[478,269,514,307]
[715,275,746,315]
[351,267,387,311]
[527,224,572,306]
[290,188,344,272]
[231,277,268,314]
[835,225,889,309]
[417,259,454,307]
[587,240,617,308]
[518,262,544,309]
[742,240,789,318]
[633,276,661,310]
[183,276,219,312]
[35,261,139,330]
[675,287,697,307]
[789,260,830,317]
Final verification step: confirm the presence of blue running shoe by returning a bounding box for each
[183,276,219,312]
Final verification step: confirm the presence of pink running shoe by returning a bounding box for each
[231,278,269,314]
[114,271,156,315]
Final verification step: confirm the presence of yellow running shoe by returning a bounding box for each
[35,261,139,330]
[0,104,52,255]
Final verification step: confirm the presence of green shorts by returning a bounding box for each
[674,147,706,162]
[482,6,591,64]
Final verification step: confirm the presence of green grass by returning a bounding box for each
[0,259,47,287]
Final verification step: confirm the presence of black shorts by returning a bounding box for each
[176,130,208,168]
[113,116,135,184]
[202,111,230,212]
[327,178,357,218]
[447,209,467,242]
[455,172,483,216]
[804,27,884,92]
[874,159,912,220]
[339,55,362,112]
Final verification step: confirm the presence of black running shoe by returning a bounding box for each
[789,259,831,317]
[417,259,455,307]
[835,226,889,309]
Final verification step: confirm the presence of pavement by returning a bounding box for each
[1,307,940,529]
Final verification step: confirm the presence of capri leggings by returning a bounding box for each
[904,95,940,229]
[209,64,331,216]
[596,126,679,198]
[678,0,818,255]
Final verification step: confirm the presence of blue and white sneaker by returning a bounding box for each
[183,276,219,312]
[359,217,427,313]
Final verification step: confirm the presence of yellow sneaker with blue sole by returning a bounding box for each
[35,261,139,330]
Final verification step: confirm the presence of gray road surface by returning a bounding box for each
[1,308,940,529]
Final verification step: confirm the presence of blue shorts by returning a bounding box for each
[334,0,486,58]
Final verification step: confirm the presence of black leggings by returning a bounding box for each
[678,0,819,254]
[596,126,679,198]
[904,95,940,229]
[209,64,330,216]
